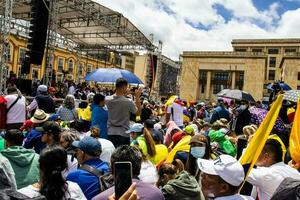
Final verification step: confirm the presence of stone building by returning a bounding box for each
[180,39,300,101]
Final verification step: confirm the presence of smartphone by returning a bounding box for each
[114,161,133,200]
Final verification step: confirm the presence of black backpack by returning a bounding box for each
[79,164,114,193]
[271,177,300,200]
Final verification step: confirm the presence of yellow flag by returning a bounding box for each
[290,99,300,164]
[239,94,283,178]
[165,95,178,106]
[165,135,191,163]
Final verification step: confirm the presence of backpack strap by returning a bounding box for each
[6,95,21,113]
[79,164,104,192]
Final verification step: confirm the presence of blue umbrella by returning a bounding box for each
[85,68,143,84]
[267,82,291,91]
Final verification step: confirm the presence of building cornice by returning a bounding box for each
[181,51,266,59]
[232,38,300,45]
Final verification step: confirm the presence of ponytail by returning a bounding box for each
[143,128,156,157]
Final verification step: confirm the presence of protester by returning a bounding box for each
[210,98,230,124]
[198,155,254,199]
[186,134,212,180]
[4,86,26,130]
[18,145,86,199]
[57,95,78,122]
[164,121,182,147]
[151,129,169,165]
[140,100,152,122]
[91,93,108,139]
[166,98,184,128]
[138,150,158,185]
[67,136,110,200]
[128,123,157,160]
[77,92,95,130]
[0,153,17,190]
[247,139,300,200]
[159,160,204,200]
[28,85,55,114]
[93,145,164,200]
[0,129,40,189]
[232,100,251,135]
[23,109,49,153]
[105,78,142,147]
[37,121,61,147]
[89,127,115,164]
[59,130,79,177]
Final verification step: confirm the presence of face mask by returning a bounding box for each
[191,146,206,158]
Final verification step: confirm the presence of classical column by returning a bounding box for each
[231,71,236,89]
[205,71,211,100]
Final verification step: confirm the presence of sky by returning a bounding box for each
[96,0,300,60]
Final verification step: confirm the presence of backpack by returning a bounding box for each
[79,164,114,193]
[271,177,300,200]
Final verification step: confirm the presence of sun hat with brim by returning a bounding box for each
[72,136,102,156]
[30,109,50,124]
[189,134,208,145]
[197,155,245,186]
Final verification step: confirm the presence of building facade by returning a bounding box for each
[180,39,300,101]
[6,34,121,83]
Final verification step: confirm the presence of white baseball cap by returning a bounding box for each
[197,155,245,186]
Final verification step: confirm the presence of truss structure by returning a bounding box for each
[1,0,154,51]
[0,0,155,88]
[0,0,13,93]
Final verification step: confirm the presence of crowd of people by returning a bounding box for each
[0,77,299,200]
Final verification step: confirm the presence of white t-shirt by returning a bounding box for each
[18,181,86,200]
[5,94,26,124]
[138,160,158,185]
[247,162,300,200]
[167,102,184,127]
[98,138,115,163]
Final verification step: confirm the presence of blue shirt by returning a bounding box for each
[91,105,108,139]
[66,158,110,200]
[23,129,46,154]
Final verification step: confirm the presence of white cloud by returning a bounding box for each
[95,0,300,60]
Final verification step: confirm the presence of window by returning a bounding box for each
[298,86,300,90]
[58,57,64,72]
[252,48,262,53]
[57,73,63,82]
[268,48,279,54]
[269,57,276,68]
[285,48,296,53]
[87,64,92,73]
[32,69,39,79]
[268,70,275,80]
[298,72,300,80]
[6,43,12,62]
[199,71,207,94]
[18,48,26,63]
[67,74,73,80]
[78,63,83,75]
[213,84,226,94]
[235,48,247,52]
[68,59,74,73]
[214,72,229,81]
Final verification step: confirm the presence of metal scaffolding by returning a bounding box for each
[0,0,155,88]
[0,0,13,93]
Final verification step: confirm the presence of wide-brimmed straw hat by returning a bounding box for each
[30,109,49,124]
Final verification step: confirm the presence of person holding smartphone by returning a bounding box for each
[105,78,142,147]
[92,145,164,200]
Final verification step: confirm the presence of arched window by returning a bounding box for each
[6,43,12,62]
[68,59,74,73]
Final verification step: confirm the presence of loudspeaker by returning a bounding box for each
[26,0,49,66]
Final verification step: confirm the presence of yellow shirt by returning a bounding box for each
[77,104,92,121]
